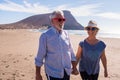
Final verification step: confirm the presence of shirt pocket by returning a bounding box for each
[47,36,59,52]
[61,38,70,50]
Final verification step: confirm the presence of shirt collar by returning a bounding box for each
[51,26,63,34]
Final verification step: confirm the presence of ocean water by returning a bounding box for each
[67,30,120,39]
[29,29,120,39]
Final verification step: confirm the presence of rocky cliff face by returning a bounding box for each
[0,10,84,30]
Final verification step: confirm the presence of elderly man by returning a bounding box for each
[35,10,76,80]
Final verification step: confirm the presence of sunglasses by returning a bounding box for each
[53,18,66,22]
[86,27,98,31]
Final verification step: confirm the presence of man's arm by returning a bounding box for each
[35,33,47,80]
[36,66,43,80]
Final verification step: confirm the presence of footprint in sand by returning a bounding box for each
[29,54,33,57]
[21,74,25,77]
[2,73,5,75]
[13,60,19,63]
[2,60,7,63]
[5,65,9,68]
[24,57,29,61]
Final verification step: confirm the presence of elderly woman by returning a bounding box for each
[72,20,108,80]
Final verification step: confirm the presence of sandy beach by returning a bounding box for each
[0,29,120,80]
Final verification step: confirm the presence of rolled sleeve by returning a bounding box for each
[70,48,76,61]
[68,37,76,61]
[35,33,47,67]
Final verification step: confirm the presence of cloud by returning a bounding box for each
[1,0,120,20]
[54,5,68,11]
[96,12,120,20]
[0,0,101,15]
[69,4,101,16]
[0,0,51,14]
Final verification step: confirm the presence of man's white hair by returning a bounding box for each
[49,10,64,20]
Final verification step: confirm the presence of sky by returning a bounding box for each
[0,0,120,34]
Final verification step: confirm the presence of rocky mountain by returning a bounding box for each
[0,10,84,30]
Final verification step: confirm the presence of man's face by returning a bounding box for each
[52,14,66,31]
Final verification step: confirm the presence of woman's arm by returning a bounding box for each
[101,50,108,77]
[72,45,82,75]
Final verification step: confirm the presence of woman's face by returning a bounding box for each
[85,26,99,37]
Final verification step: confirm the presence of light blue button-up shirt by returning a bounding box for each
[35,27,76,78]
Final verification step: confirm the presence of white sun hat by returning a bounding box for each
[85,20,99,30]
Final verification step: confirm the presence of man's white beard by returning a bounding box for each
[59,24,64,29]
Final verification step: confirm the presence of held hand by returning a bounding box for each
[71,67,79,75]
[36,74,43,80]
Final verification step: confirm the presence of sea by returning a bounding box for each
[29,29,120,39]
